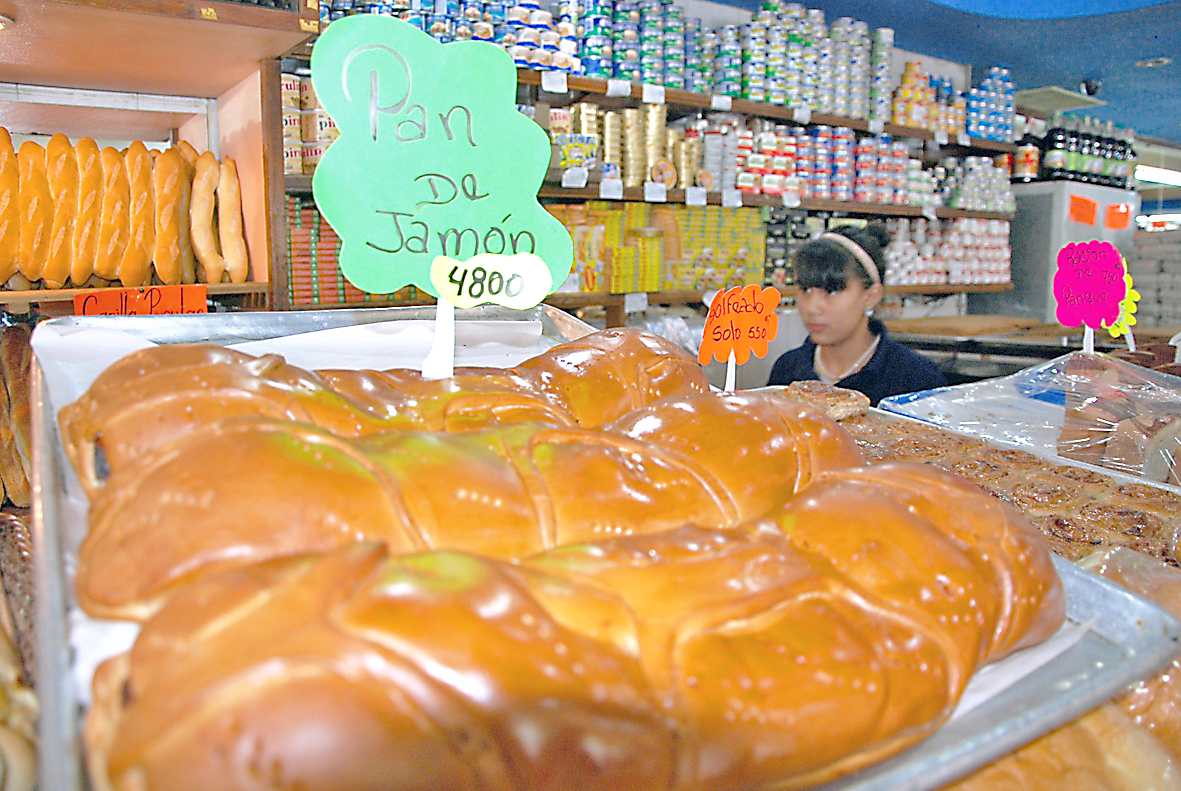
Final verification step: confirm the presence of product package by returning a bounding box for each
[881,351,1181,488]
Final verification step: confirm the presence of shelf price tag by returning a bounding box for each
[685,186,707,206]
[934,130,949,146]
[641,84,666,104]
[721,188,743,208]
[867,119,884,134]
[430,252,552,310]
[599,178,624,200]
[540,71,569,94]
[624,292,649,313]
[956,132,971,146]
[710,95,733,111]
[643,181,667,202]
[791,107,811,125]
[74,285,208,316]
[698,285,782,390]
[921,205,938,221]
[561,167,589,188]
[606,79,632,98]
[1053,240,1129,352]
[782,190,801,208]
[310,16,573,298]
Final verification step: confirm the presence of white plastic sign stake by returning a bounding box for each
[643,181,668,202]
[1125,328,1137,352]
[710,95,733,111]
[421,299,456,380]
[725,349,737,391]
[599,178,624,199]
[868,119,885,134]
[641,84,666,104]
[685,186,707,206]
[1171,330,1181,362]
[792,107,812,125]
[606,79,632,98]
[721,188,743,208]
[561,167,589,188]
[540,70,568,94]
[1083,326,1095,355]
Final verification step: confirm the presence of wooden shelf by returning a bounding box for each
[0,0,313,99]
[535,183,1014,220]
[516,69,1017,156]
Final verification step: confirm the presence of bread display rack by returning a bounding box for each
[0,0,317,312]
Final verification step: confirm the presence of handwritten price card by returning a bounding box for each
[429,253,552,309]
[1053,241,1127,329]
[698,285,781,365]
[74,285,207,316]
[310,15,573,299]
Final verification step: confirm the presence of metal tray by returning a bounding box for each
[27,307,1181,791]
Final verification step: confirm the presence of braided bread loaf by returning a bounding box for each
[78,390,862,621]
[59,327,710,496]
[85,474,1064,791]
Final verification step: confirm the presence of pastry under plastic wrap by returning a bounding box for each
[58,327,710,496]
[77,390,863,621]
[1078,547,1181,759]
[942,703,1181,791]
[85,509,1064,791]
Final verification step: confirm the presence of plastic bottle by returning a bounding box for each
[1125,128,1138,189]
[1041,114,1069,181]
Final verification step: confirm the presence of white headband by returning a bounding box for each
[818,232,881,286]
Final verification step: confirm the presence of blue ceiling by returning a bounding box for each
[719,0,1181,145]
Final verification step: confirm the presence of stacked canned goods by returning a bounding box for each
[852,135,910,205]
[621,108,646,186]
[601,110,623,178]
[612,1,641,80]
[869,28,893,125]
[967,66,1015,143]
[884,218,1011,286]
[942,156,1016,212]
[891,61,966,136]
[701,115,741,190]
[580,0,613,76]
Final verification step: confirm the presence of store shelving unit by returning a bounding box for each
[281,65,1014,320]
[0,0,316,314]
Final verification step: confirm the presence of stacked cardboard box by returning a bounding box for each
[1127,230,1181,328]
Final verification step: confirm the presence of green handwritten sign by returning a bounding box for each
[310,15,573,297]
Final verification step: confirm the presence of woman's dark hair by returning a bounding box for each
[793,223,890,293]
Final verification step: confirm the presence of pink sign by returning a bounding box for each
[1053,240,1127,329]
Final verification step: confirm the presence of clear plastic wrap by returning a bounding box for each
[1078,547,1181,760]
[880,351,1181,489]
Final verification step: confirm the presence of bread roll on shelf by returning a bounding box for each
[93,147,129,281]
[189,150,224,284]
[0,130,18,285]
[149,148,187,285]
[117,140,154,288]
[16,141,51,284]
[216,157,249,284]
[71,137,103,287]
[43,133,78,289]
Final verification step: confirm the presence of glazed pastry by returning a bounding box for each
[76,391,863,621]
[59,328,711,495]
[85,515,1063,791]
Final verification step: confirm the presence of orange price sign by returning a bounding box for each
[697,284,781,365]
[73,284,208,316]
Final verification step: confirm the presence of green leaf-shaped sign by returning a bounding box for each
[310,15,573,298]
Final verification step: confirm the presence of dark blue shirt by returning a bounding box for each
[766,319,946,407]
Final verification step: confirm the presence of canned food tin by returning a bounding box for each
[540,29,561,49]
[582,35,613,58]
[529,8,553,27]
[582,14,613,34]
[472,20,495,38]
[484,2,506,22]
[614,1,639,21]
[510,44,532,64]
[398,10,424,26]
[454,21,474,38]
[507,4,530,22]
[427,14,453,35]
[517,26,541,45]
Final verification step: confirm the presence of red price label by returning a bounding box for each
[698,284,781,365]
[73,285,208,316]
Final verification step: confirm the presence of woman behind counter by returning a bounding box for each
[766,224,945,406]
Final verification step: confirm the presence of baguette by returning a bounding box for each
[150,148,187,285]
[117,141,154,287]
[43,133,78,289]
[0,324,32,502]
[71,138,103,286]
[217,157,249,283]
[93,147,129,281]
[85,504,1062,791]
[16,141,51,282]
[175,139,199,169]
[189,151,224,283]
[177,150,196,284]
[61,329,712,495]
[0,129,19,284]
